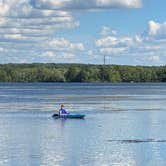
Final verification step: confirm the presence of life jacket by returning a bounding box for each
[59,108,68,115]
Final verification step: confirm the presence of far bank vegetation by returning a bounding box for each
[0,63,166,82]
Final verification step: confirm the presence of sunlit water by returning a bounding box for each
[0,83,166,166]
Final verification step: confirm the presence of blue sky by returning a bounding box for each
[0,0,166,65]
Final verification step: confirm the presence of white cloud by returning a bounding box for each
[100,47,128,54]
[100,26,117,36]
[96,36,117,46]
[41,51,75,59]
[0,0,143,63]
[43,51,56,57]
[63,53,75,59]
[96,36,133,47]
[147,21,166,39]
[46,38,85,51]
[148,55,160,61]
[95,21,166,64]
[0,3,9,16]
[0,0,81,63]
[34,0,142,10]
[0,0,142,63]
[36,38,84,61]
[4,34,26,40]
[0,0,78,34]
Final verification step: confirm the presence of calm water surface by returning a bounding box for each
[0,83,166,166]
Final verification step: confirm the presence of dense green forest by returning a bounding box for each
[0,63,166,82]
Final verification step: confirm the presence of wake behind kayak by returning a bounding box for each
[52,113,85,119]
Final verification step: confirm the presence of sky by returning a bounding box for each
[0,0,166,65]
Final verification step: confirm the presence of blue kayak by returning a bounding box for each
[52,113,85,119]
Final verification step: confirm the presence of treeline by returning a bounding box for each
[0,63,166,82]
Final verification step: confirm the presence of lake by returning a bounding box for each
[0,83,166,166]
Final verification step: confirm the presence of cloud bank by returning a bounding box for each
[0,0,143,63]
[33,0,142,10]
[95,21,166,65]
[1,0,165,65]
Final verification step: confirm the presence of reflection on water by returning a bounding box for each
[0,83,166,166]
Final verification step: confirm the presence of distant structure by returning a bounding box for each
[103,55,106,65]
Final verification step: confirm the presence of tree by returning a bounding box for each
[0,70,9,82]
[65,66,80,82]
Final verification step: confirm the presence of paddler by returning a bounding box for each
[59,104,69,116]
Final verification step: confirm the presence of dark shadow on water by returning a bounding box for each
[107,139,166,143]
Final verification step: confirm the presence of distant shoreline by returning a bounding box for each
[0,63,166,82]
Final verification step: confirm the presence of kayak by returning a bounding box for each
[52,113,85,119]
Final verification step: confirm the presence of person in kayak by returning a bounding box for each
[59,104,69,116]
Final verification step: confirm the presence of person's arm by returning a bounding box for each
[58,109,61,115]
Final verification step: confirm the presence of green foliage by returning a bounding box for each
[0,63,165,82]
[76,66,100,82]
[98,66,121,82]
[65,66,80,82]
[157,66,166,82]
[0,70,9,82]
